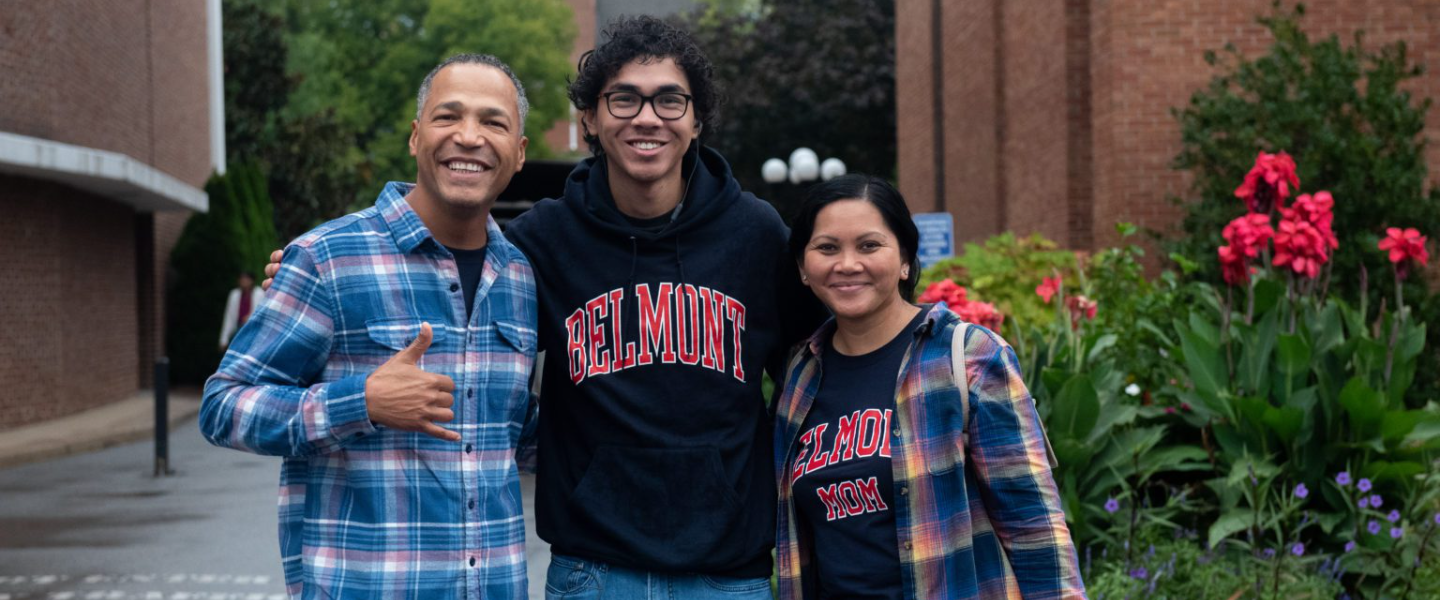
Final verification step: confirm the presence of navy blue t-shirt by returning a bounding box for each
[791,310,925,600]
[446,245,487,320]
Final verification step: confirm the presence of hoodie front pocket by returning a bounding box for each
[566,445,745,569]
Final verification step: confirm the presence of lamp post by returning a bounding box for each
[762,148,846,218]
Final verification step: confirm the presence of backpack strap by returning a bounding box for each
[950,321,971,449]
[949,320,1061,469]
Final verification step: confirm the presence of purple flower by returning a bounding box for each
[1358,478,1372,492]
[1370,494,1383,508]
[1294,483,1309,499]
[1104,497,1120,513]
[1388,510,1401,523]
[1291,543,1304,556]
[1391,527,1404,539]
[1359,498,1370,510]
[1344,540,1356,553]
[1434,513,1440,526]
[1129,567,1148,580]
[1263,548,1277,559]
[1336,471,1352,486]
[1368,520,1382,535]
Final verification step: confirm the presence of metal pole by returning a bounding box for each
[154,357,172,477]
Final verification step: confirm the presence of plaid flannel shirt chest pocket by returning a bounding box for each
[488,320,537,416]
[920,384,968,476]
[364,317,449,358]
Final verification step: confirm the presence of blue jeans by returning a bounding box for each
[545,553,773,600]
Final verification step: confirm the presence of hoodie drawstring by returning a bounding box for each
[627,236,639,288]
[674,237,687,286]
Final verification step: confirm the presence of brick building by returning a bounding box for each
[896,0,1440,254]
[0,1,222,429]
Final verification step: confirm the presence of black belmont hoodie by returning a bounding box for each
[504,147,820,577]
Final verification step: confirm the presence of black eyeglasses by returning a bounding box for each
[601,91,693,120]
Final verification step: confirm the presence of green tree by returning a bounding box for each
[223,0,359,241]
[260,0,576,212]
[167,164,279,384]
[681,0,896,220]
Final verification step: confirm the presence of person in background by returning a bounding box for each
[219,271,265,351]
[775,174,1086,600]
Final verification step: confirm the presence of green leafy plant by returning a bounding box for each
[1084,535,1344,599]
[920,232,1080,332]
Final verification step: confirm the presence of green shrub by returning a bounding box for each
[920,232,1079,331]
[166,163,278,384]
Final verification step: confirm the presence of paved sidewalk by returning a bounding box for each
[0,390,553,599]
[0,390,201,469]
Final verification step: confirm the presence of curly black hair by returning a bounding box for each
[568,15,720,155]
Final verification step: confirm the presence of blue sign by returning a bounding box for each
[912,212,954,269]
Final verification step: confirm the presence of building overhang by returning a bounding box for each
[0,131,209,213]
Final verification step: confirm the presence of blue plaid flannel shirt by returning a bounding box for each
[200,182,538,600]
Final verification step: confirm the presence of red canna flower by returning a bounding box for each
[1035,275,1063,304]
[1273,208,1330,279]
[1218,244,1252,286]
[1290,191,1338,251]
[918,279,966,305]
[920,279,1005,331]
[1222,213,1275,259]
[954,299,1005,332]
[1234,151,1300,214]
[1066,295,1098,330]
[1378,227,1430,280]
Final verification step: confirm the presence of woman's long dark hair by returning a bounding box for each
[787,174,922,301]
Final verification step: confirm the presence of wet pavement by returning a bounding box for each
[0,418,551,599]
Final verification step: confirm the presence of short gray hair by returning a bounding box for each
[415,53,530,134]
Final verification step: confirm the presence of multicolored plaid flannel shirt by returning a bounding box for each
[200,182,538,600]
[775,303,1086,600]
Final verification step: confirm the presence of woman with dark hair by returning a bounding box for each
[775,174,1086,600]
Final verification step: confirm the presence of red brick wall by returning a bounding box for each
[1000,0,1071,246]
[0,0,211,185]
[543,0,597,155]
[894,0,937,218]
[900,0,1440,258]
[0,1,212,428]
[0,178,140,429]
[1089,0,1440,252]
[897,0,1006,241]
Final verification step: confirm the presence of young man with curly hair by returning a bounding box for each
[503,15,822,600]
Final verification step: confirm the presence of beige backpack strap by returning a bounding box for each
[950,321,1061,469]
[950,322,971,449]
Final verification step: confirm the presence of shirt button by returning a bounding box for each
[465,444,473,454]
[905,542,913,550]
[469,557,476,567]
[468,389,475,399]
[892,428,901,437]
[899,486,909,496]
[469,499,476,510]
[450,283,460,292]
